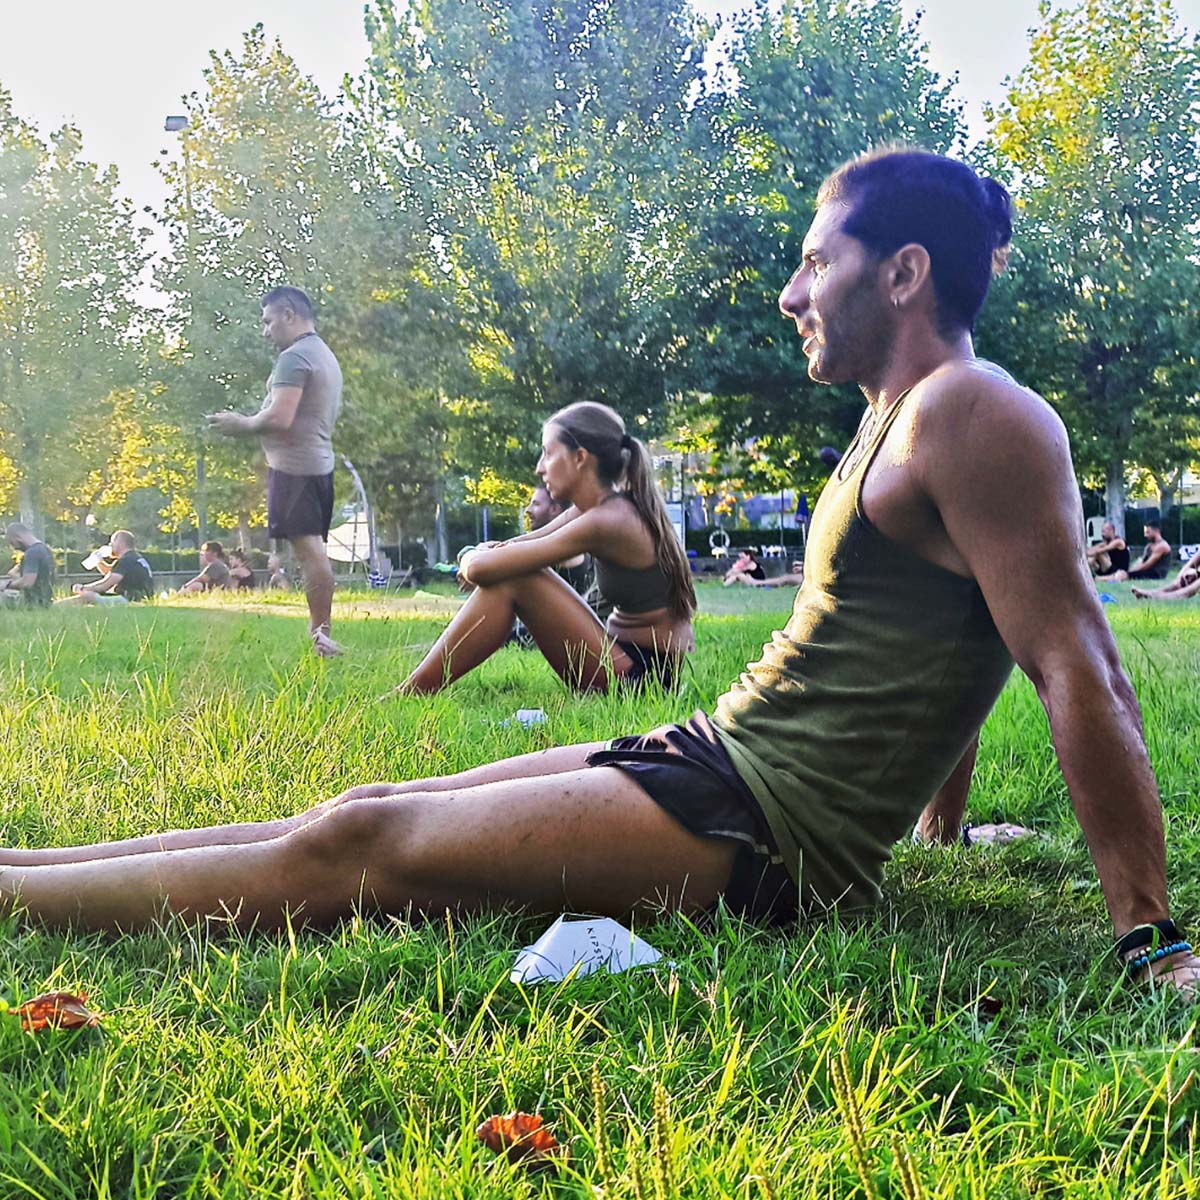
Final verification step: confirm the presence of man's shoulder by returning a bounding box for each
[910,359,1065,452]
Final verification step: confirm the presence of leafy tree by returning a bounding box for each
[985,0,1200,532]
[356,0,711,504]
[0,90,149,527]
[155,26,432,543]
[671,0,963,496]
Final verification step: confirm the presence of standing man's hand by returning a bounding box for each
[205,411,247,436]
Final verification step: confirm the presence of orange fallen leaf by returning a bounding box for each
[476,1111,564,1171]
[10,990,101,1032]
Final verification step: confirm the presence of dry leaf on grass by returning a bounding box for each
[476,1111,564,1171]
[10,991,102,1031]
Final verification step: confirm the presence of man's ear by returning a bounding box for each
[886,243,932,308]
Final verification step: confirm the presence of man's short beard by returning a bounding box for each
[812,269,892,386]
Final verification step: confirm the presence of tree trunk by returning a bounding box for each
[1105,458,1126,536]
[238,511,252,551]
[17,476,39,533]
[433,478,449,564]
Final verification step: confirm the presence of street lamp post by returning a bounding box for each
[164,114,206,544]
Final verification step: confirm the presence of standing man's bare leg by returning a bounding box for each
[290,533,340,655]
[0,766,737,931]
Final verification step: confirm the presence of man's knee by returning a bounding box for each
[287,795,417,876]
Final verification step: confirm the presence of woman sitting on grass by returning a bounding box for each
[394,401,695,695]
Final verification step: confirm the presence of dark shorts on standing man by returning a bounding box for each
[585,711,797,924]
[267,468,335,540]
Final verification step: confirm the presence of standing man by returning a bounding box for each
[0,523,55,607]
[206,286,343,656]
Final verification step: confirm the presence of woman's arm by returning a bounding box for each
[461,514,595,587]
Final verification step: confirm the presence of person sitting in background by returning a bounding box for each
[0,523,55,607]
[266,553,291,590]
[509,483,596,648]
[723,549,766,587]
[180,542,232,594]
[57,530,153,605]
[229,548,257,590]
[736,559,806,589]
[1088,521,1130,578]
[1133,545,1200,602]
[525,484,594,597]
[1119,522,1172,582]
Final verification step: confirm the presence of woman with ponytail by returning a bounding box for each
[392,401,696,695]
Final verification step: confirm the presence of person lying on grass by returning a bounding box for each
[1,148,1195,995]
[1133,546,1200,602]
[389,401,696,695]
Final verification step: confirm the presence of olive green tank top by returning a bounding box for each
[711,390,1014,910]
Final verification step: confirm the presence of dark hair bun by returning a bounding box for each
[980,177,1013,248]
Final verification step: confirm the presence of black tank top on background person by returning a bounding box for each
[1108,545,1130,573]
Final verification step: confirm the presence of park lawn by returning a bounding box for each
[0,581,1198,1197]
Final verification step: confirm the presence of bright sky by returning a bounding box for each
[1,0,1198,221]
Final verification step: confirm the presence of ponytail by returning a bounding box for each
[619,436,697,620]
[546,401,696,620]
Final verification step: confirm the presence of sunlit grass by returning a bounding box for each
[0,580,1197,1197]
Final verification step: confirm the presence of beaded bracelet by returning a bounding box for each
[1124,941,1192,976]
[1114,919,1183,962]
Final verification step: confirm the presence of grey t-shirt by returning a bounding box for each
[19,541,54,606]
[258,332,342,476]
[199,559,231,589]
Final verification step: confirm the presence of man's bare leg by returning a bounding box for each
[290,534,339,655]
[0,765,736,932]
[0,744,600,866]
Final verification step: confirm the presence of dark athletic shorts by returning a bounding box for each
[267,468,335,540]
[586,711,797,924]
[615,638,678,690]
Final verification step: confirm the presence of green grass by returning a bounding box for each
[0,580,1199,1197]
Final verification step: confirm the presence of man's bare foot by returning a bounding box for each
[311,629,344,658]
[1131,587,1150,599]
[1127,949,1200,998]
[962,822,1033,846]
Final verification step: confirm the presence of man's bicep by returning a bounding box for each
[267,385,303,428]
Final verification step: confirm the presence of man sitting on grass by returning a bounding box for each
[1116,522,1172,582]
[179,542,232,594]
[57,530,153,606]
[0,523,55,607]
[1088,521,1130,579]
[0,149,1194,994]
